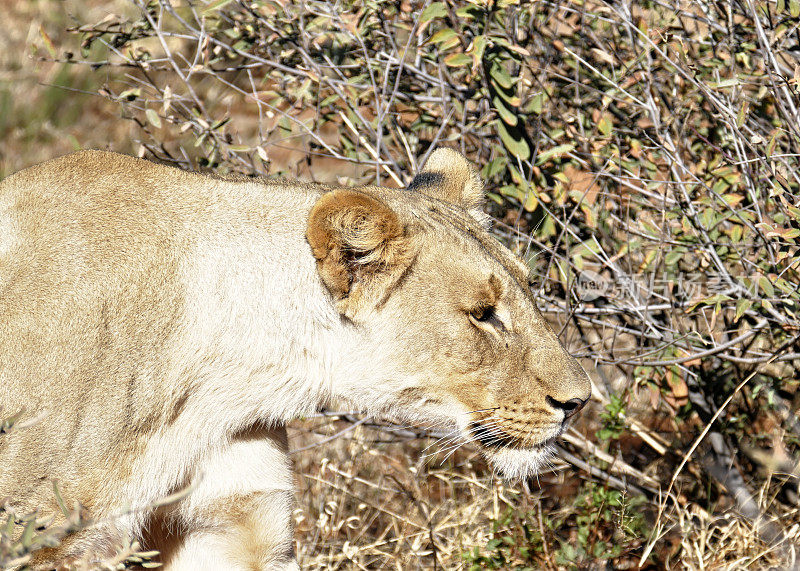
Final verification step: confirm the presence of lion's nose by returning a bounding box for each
[547,395,588,420]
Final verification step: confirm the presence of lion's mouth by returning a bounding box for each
[468,421,559,451]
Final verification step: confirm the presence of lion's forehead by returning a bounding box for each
[379,190,532,289]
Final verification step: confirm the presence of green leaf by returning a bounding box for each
[486,192,504,205]
[499,184,524,200]
[223,27,241,39]
[536,143,575,165]
[496,121,530,160]
[735,298,752,321]
[493,36,529,57]
[525,92,545,115]
[493,95,518,126]
[118,88,141,101]
[455,4,480,19]
[469,35,487,66]
[444,53,472,67]
[775,278,795,295]
[420,2,447,23]
[489,63,515,90]
[428,28,457,45]
[483,155,508,178]
[203,0,235,15]
[664,249,683,266]
[791,0,800,17]
[701,294,733,308]
[523,191,538,212]
[597,114,613,136]
[507,164,528,189]
[145,108,162,129]
[319,94,340,107]
[758,275,774,297]
[736,102,749,127]
[494,85,521,106]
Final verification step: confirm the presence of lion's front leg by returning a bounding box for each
[165,490,298,571]
[148,426,298,571]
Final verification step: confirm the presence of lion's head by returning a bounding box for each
[306,148,591,478]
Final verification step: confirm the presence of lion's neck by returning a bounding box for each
[167,205,352,433]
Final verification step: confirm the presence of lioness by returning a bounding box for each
[0,148,590,570]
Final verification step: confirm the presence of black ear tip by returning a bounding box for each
[406,171,444,192]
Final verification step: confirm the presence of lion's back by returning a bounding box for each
[0,152,198,510]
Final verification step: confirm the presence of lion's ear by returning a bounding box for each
[306,190,416,320]
[407,148,489,227]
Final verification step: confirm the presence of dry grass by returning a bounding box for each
[289,415,555,570]
[286,412,799,570]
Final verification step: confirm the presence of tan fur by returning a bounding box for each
[0,149,590,570]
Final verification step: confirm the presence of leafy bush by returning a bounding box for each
[462,483,647,569]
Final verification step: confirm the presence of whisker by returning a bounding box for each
[420,434,461,460]
[420,430,465,460]
[436,436,471,458]
[419,426,461,454]
[459,406,501,416]
[439,439,473,465]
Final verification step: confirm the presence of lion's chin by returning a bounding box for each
[484,444,556,480]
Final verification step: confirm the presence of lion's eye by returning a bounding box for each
[469,305,494,323]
